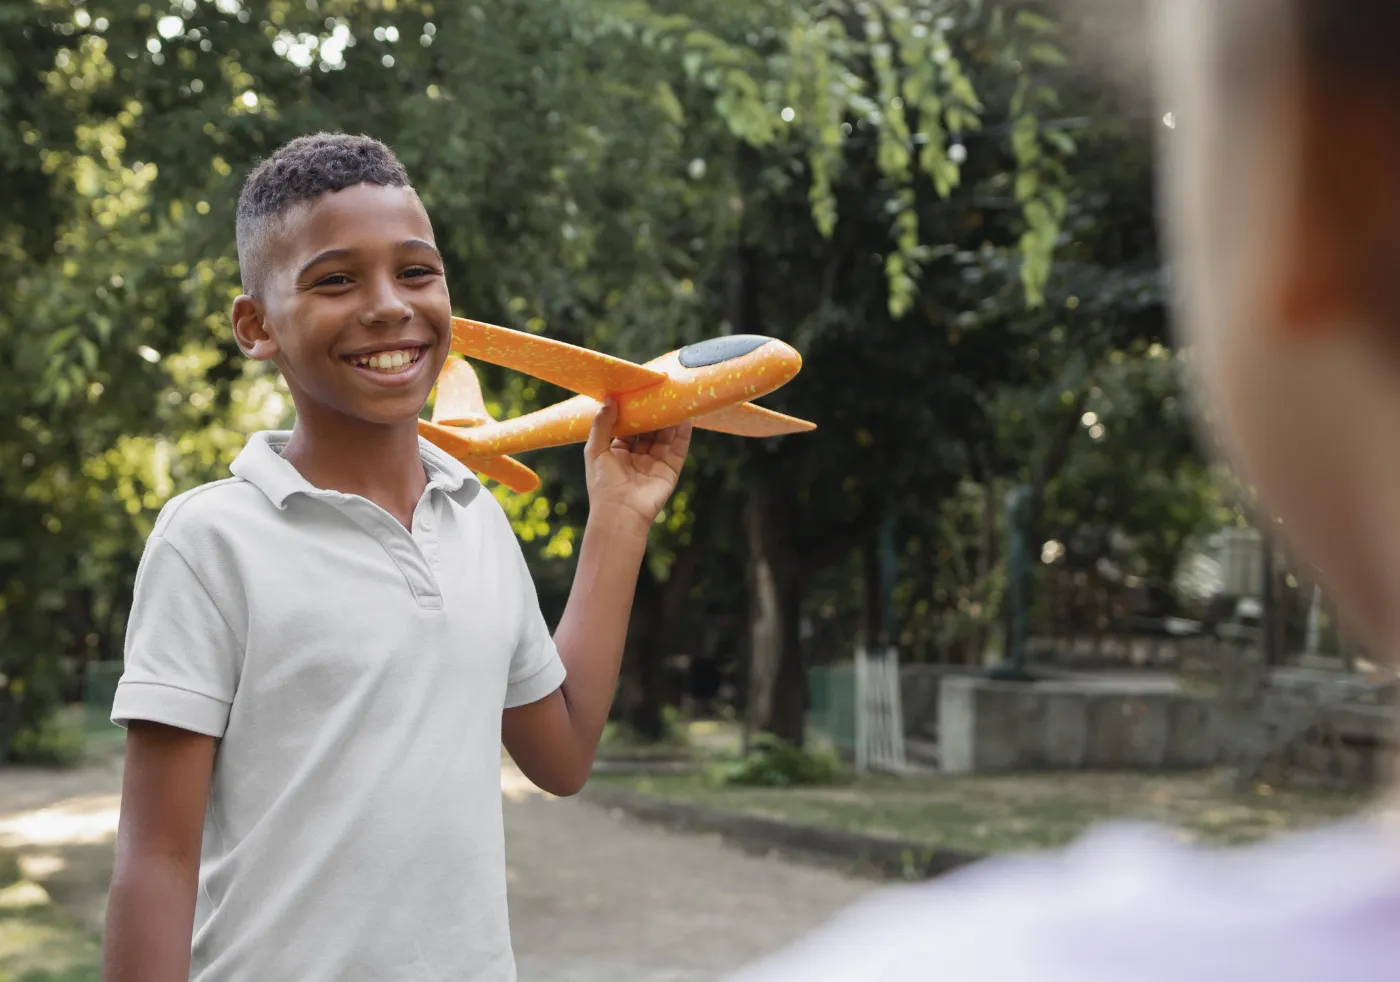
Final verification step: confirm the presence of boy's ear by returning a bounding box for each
[231,295,279,361]
[1276,83,1400,340]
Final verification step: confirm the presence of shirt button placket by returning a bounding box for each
[413,494,439,576]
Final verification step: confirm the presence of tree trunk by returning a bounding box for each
[771,564,807,743]
[617,563,664,740]
[969,478,997,664]
[861,539,881,650]
[745,485,781,739]
[744,475,806,747]
[615,537,705,742]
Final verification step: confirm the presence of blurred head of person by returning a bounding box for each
[1152,0,1400,653]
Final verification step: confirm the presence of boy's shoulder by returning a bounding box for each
[147,430,300,551]
[149,474,275,549]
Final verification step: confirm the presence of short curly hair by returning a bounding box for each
[234,132,413,295]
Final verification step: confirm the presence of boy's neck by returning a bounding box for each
[279,412,429,526]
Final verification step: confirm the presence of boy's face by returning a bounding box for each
[234,183,452,428]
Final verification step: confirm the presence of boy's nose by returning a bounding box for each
[359,286,413,327]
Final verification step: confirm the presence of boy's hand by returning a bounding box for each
[583,398,691,533]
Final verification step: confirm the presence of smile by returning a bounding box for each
[343,345,429,375]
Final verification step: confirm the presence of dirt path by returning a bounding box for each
[1,751,872,980]
[502,766,874,981]
[0,745,125,933]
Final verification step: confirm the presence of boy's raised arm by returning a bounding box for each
[502,511,652,794]
[104,721,216,982]
[502,400,689,795]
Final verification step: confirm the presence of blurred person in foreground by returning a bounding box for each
[728,2,1400,979]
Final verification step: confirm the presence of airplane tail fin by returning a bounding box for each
[462,454,540,494]
[432,356,496,427]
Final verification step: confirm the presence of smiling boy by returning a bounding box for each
[101,133,690,981]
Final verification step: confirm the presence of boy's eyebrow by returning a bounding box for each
[297,248,353,279]
[296,240,443,279]
[403,238,443,261]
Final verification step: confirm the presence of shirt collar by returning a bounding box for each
[230,430,481,510]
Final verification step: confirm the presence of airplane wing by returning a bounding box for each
[451,317,666,400]
[432,356,494,426]
[692,402,816,437]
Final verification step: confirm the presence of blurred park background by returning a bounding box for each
[1,1,1393,979]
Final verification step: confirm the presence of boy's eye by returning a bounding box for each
[402,266,437,279]
[314,273,352,287]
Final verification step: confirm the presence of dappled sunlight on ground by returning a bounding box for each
[0,793,121,850]
[17,853,66,879]
[0,881,51,909]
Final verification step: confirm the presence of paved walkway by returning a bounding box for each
[1,750,873,980]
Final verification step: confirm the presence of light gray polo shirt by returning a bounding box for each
[111,430,566,981]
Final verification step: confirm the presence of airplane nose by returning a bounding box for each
[761,338,803,382]
[744,337,800,383]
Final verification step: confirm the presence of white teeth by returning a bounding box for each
[352,347,421,374]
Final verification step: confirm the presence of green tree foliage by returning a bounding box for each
[0,0,292,753]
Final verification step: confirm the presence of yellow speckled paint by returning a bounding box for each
[419,317,815,487]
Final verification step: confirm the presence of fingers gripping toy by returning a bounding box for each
[419,318,816,493]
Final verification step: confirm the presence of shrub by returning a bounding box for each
[7,709,86,767]
[708,733,845,788]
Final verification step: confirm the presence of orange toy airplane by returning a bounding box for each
[419,317,816,492]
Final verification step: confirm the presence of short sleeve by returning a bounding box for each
[110,534,242,737]
[503,540,566,709]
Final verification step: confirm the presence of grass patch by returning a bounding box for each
[0,872,101,982]
[597,715,746,761]
[594,768,1373,854]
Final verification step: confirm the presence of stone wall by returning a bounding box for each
[921,661,1399,780]
[938,675,1221,774]
[899,665,977,739]
[1243,666,1398,788]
